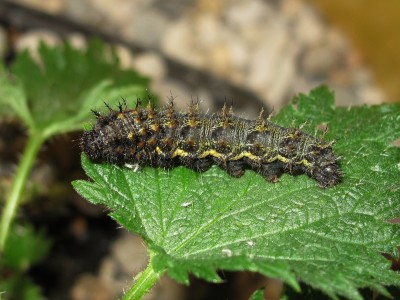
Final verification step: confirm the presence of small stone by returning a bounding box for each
[86,0,137,26]
[151,79,195,109]
[326,29,349,54]
[225,0,270,28]
[353,68,373,86]
[247,26,298,106]
[196,88,215,112]
[114,44,135,69]
[16,29,61,61]
[209,43,232,75]
[132,52,167,80]
[331,86,357,107]
[301,45,341,78]
[196,13,220,47]
[110,232,148,274]
[280,0,304,18]
[98,257,119,284]
[294,6,325,46]
[357,85,385,105]
[65,0,104,25]
[197,0,224,15]
[161,18,205,67]
[124,9,170,48]
[67,33,87,51]
[71,274,112,300]
[15,0,65,14]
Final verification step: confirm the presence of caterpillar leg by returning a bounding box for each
[157,157,176,169]
[179,157,213,172]
[224,160,246,177]
[259,162,284,183]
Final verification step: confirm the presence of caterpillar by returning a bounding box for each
[82,100,341,188]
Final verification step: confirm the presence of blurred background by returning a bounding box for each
[2,0,400,112]
[0,0,399,299]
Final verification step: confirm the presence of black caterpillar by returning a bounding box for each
[82,100,341,188]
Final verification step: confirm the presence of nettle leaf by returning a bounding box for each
[249,289,265,300]
[0,39,149,138]
[2,224,51,271]
[73,87,400,300]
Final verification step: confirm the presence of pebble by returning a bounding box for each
[16,29,61,60]
[293,5,325,46]
[357,85,384,105]
[114,44,135,69]
[71,274,113,300]
[151,79,198,108]
[67,33,88,51]
[300,44,341,78]
[330,86,357,106]
[14,0,65,14]
[95,231,184,300]
[225,0,270,28]
[109,232,148,274]
[125,9,170,48]
[15,0,386,108]
[161,18,205,68]
[132,52,167,80]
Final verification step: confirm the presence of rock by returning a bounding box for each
[300,44,341,79]
[15,0,386,108]
[161,18,205,67]
[16,29,61,61]
[85,0,137,27]
[67,33,87,50]
[124,9,170,48]
[331,86,357,106]
[110,232,148,274]
[293,5,325,46]
[357,85,384,105]
[14,0,65,14]
[132,52,167,80]
[247,26,298,106]
[114,44,135,69]
[151,79,195,108]
[65,0,105,26]
[225,0,270,28]
[280,0,304,18]
[71,274,113,300]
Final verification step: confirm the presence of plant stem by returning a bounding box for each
[0,131,44,251]
[123,262,162,300]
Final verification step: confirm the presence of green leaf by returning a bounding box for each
[0,64,34,128]
[0,274,44,300]
[2,223,51,271]
[0,38,152,252]
[0,39,150,138]
[249,289,265,300]
[73,87,400,300]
